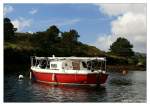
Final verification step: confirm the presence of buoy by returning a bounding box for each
[19,74,24,79]
[122,70,128,75]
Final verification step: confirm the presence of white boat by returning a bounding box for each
[30,55,108,86]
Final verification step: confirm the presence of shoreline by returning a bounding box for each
[4,64,146,74]
[107,65,146,72]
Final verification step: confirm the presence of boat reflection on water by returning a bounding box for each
[30,81,107,102]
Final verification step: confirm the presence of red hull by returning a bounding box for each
[32,71,108,85]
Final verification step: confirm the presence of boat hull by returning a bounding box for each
[31,70,108,85]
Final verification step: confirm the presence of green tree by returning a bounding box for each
[62,29,79,43]
[46,25,60,43]
[61,29,80,55]
[4,18,17,41]
[31,25,60,55]
[109,37,134,57]
[69,29,80,42]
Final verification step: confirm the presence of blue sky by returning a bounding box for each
[4,3,146,53]
[4,4,114,44]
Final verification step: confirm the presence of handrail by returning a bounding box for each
[31,56,106,61]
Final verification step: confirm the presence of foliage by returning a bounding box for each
[134,52,146,66]
[4,18,146,68]
[4,18,107,64]
[109,37,134,57]
[4,18,17,41]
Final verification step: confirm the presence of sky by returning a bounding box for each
[4,3,147,53]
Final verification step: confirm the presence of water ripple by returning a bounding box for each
[4,71,146,102]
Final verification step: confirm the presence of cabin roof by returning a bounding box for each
[33,56,106,61]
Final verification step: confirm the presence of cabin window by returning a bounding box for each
[51,64,57,68]
[41,60,47,69]
[82,62,87,68]
[46,64,50,68]
[72,61,80,70]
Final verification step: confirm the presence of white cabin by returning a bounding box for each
[31,55,106,72]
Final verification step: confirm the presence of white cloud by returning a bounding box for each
[29,8,38,15]
[111,12,146,53]
[95,4,146,16]
[95,34,115,51]
[94,4,146,53]
[39,18,80,27]
[55,19,80,27]
[4,5,14,16]
[27,31,34,34]
[12,17,32,31]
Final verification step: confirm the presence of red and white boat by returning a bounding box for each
[30,55,108,86]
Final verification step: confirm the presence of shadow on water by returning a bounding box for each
[107,71,133,86]
[109,78,133,85]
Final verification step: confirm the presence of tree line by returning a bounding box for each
[4,17,146,68]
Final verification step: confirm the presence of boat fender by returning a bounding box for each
[102,71,106,74]
[19,74,24,79]
[99,70,102,73]
[52,73,55,81]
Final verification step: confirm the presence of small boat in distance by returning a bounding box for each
[30,55,108,86]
